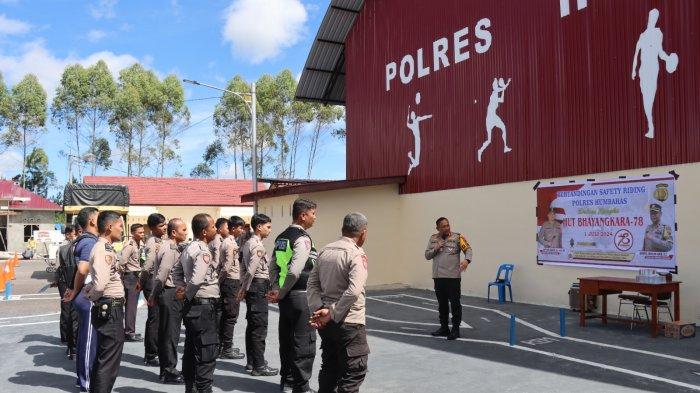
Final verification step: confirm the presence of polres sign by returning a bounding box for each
[344,0,699,194]
[385,17,492,92]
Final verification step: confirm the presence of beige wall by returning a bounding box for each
[258,163,700,323]
[127,205,254,240]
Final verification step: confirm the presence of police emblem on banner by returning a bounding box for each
[654,183,669,202]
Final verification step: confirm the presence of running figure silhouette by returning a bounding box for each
[477,78,512,163]
[407,92,432,175]
[632,8,678,139]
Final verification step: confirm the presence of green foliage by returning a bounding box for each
[13,147,55,197]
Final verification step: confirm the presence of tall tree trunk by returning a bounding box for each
[232,146,238,179]
[307,123,321,179]
[21,126,27,188]
[288,122,301,178]
[127,135,133,176]
[75,118,81,178]
[137,127,144,176]
[239,145,246,179]
[91,112,97,176]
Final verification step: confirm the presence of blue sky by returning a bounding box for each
[0,0,345,196]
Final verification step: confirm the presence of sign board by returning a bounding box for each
[536,174,677,271]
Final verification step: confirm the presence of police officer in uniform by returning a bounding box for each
[237,214,279,377]
[537,207,562,248]
[308,212,370,393]
[218,216,246,360]
[142,213,167,366]
[149,218,188,384]
[268,199,318,393]
[85,211,126,393]
[643,203,674,252]
[176,213,219,393]
[424,217,472,340]
[120,223,145,342]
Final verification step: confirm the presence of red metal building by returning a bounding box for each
[298,0,700,194]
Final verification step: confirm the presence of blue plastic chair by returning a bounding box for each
[487,264,514,303]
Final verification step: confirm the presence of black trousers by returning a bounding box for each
[183,301,218,393]
[219,278,241,349]
[122,273,139,336]
[141,272,160,360]
[279,290,316,391]
[158,287,183,377]
[245,278,269,368]
[90,299,125,393]
[57,281,78,351]
[318,322,369,393]
[433,278,462,328]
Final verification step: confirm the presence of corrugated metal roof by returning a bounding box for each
[295,0,363,105]
[0,180,62,211]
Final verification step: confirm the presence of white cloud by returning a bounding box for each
[222,0,308,64]
[0,150,22,178]
[0,14,30,35]
[89,0,118,20]
[87,29,107,43]
[0,40,148,98]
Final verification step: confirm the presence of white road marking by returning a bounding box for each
[397,293,700,366]
[366,315,441,327]
[367,297,472,328]
[367,328,700,392]
[0,312,60,320]
[0,320,57,328]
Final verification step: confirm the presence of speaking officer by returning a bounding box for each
[218,216,246,360]
[142,213,167,366]
[308,212,370,393]
[149,218,188,384]
[237,214,279,377]
[424,217,473,340]
[85,211,125,393]
[177,213,219,393]
[120,223,145,342]
[268,199,318,393]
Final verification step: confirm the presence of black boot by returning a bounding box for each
[220,346,245,360]
[431,325,450,337]
[447,326,460,340]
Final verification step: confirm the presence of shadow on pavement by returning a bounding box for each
[8,370,75,392]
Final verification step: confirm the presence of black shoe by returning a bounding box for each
[220,348,245,360]
[144,357,160,367]
[162,373,184,384]
[280,381,293,392]
[125,334,144,342]
[431,326,450,337]
[246,360,267,372]
[447,327,460,340]
[251,365,279,377]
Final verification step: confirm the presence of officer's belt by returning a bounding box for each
[190,298,219,306]
[98,297,125,306]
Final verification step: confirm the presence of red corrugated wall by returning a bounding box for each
[345,0,700,194]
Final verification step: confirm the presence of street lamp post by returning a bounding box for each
[183,79,258,211]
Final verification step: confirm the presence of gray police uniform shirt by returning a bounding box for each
[537,221,562,248]
[240,234,269,291]
[643,223,674,252]
[210,234,223,271]
[154,239,181,288]
[182,240,219,300]
[269,224,313,299]
[87,238,124,301]
[424,232,473,279]
[119,238,142,273]
[307,237,368,325]
[143,235,163,274]
[220,235,240,281]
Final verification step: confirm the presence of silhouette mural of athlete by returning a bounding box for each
[632,8,678,139]
[478,78,512,162]
[407,92,432,175]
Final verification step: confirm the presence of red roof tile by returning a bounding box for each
[0,180,62,211]
[84,176,264,207]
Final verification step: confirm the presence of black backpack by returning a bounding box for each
[63,233,95,290]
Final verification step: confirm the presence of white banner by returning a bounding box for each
[536,174,677,271]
